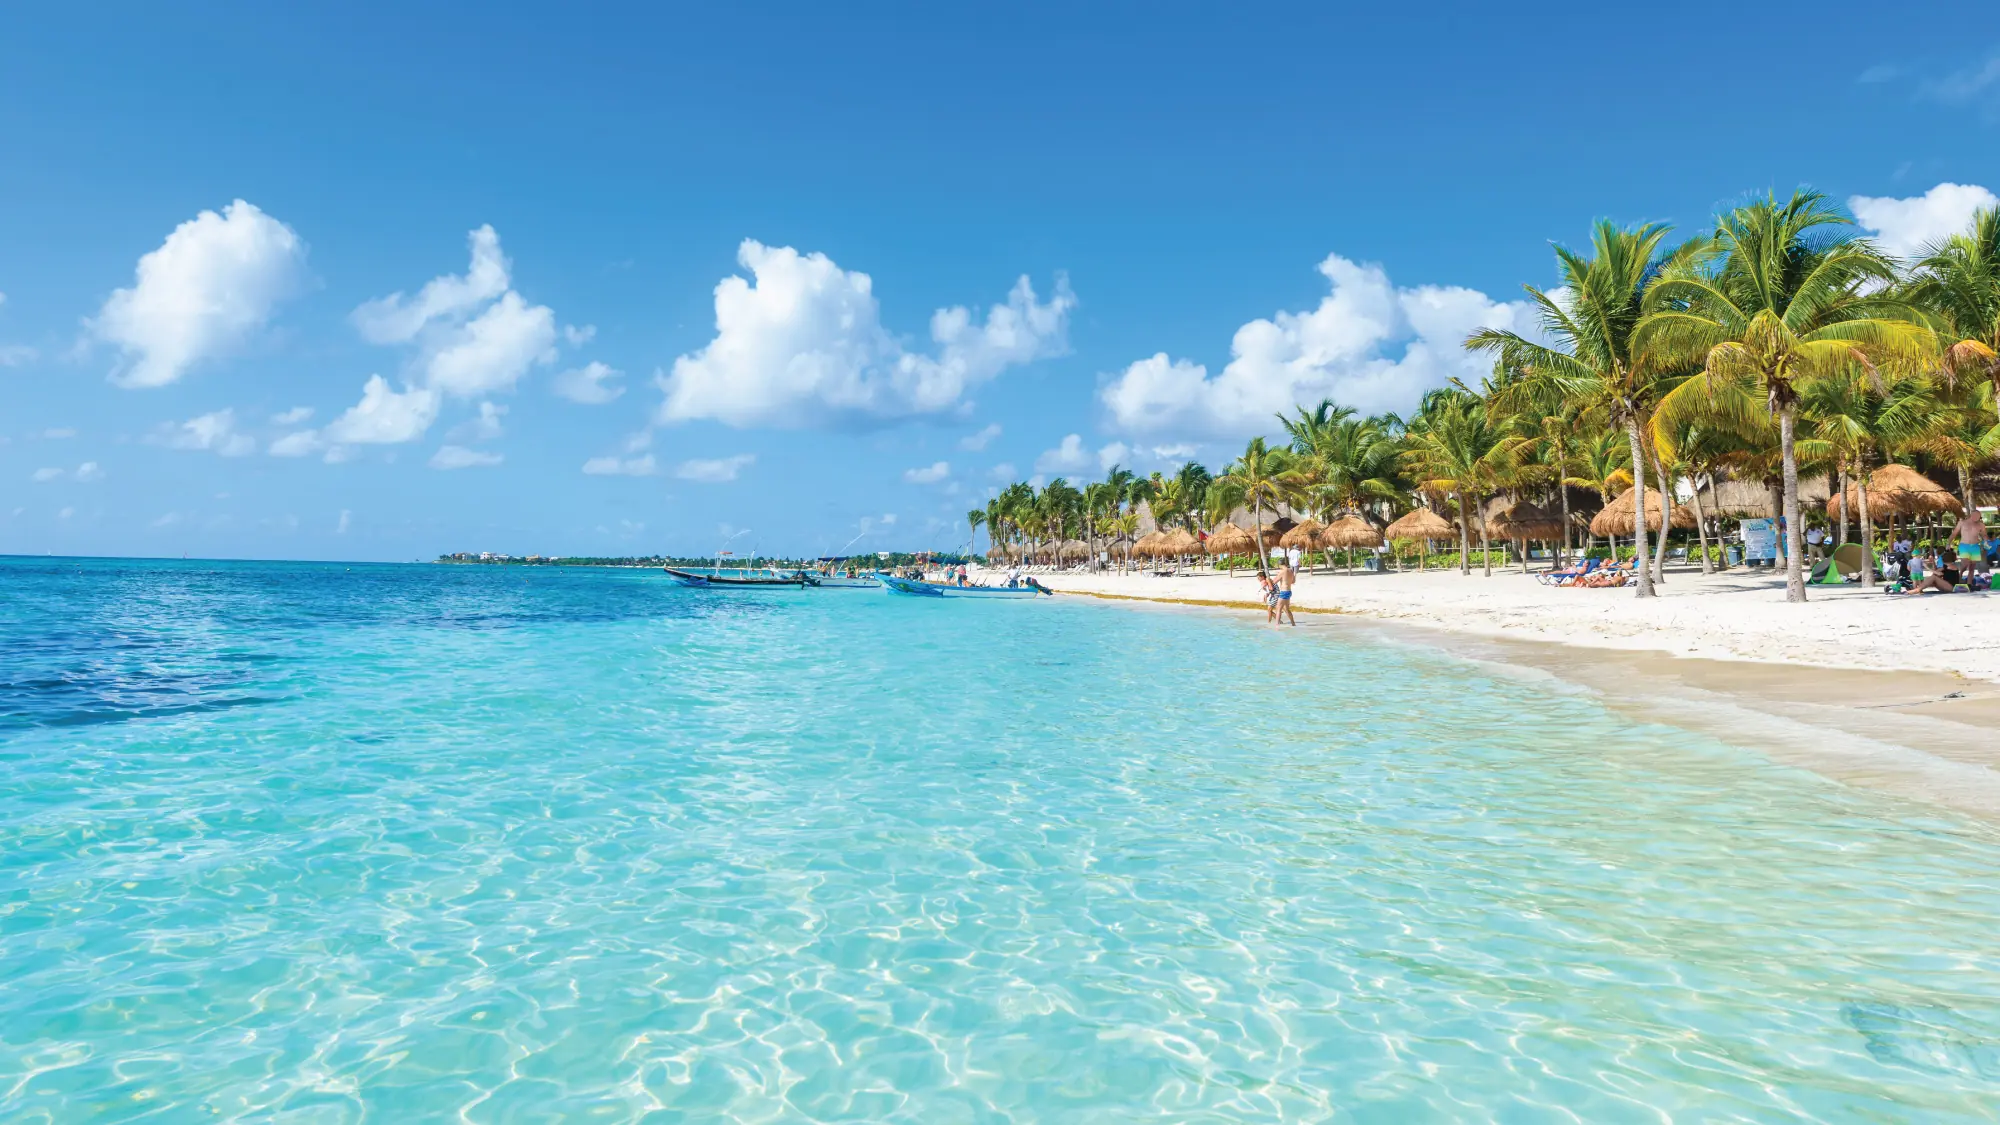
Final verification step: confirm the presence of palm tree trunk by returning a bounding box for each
[1689,474,1714,575]
[1625,418,1656,597]
[1779,404,1807,603]
[1858,469,1875,589]
[1650,451,1674,586]
[1959,465,1975,512]
[1836,464,1850,546]
[1253,501,1271,571]
[1558,483,1572,569]
[1455,490,1471,575]
[1478,498,1493,578]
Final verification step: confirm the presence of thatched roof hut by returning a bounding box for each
[1827,464,1963,518]
[1160,529,1201,556]
[1321,515,1384,548]
[1385,508,1455,541]
[1278,520,1323,549]
[1490,501,1565,541]
[1205,524,1257,555]
[1590,488,1696,537]
[1132,531,1167,558]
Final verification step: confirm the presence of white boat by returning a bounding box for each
[812,574,886,589]
[878,574,1049,598]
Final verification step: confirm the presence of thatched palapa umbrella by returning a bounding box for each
[1490,502,1565,573]
[1385,508,1454,540]
[1384,508,1454,570]
[1319,515,1384,573]
[1159,528,1201,562]
[1132,531,1167,559]
[1278,519,1323,551]
[1826,464,1962,520]
[1589,487,1695,538]
[1490,501,1564,541]
[1205,524,1257,558]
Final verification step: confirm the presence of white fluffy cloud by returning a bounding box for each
[33,462,103,483]
[302,227,558,456]
[424,291,556,397]
[268,430,323,458]
[1851,182,1998,260]
[674,454,755,482]
[323,375,441,445]
[93,200,306,388]
[1100,253,1533,440]
[430,445,503,470]
[583,453,658,476]
[903,460,951,484]
[553,361,625,404]
[270,406,313,425]
[158,408,256,456]
[1035,433,1092,474]
[446,401,506,444]
[657,240,1074,428]
[958,422,1002,451]
[352,225,510,344]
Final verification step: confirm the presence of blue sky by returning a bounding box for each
[7,2,2000,561]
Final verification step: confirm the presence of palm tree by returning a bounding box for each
[1651,411,1750,575]
[1641,190,1934,601]
[1211,436,1306,570]
[1468,220,1679,597]
[1488,372,1600,567]
[1567,427,1629,559]
[1914,381,2000,511]
[1286,399,1402,524]
[1402,393,1506,575]
[1909,205,2000,405]
[966,508,987,558]
[1797,365,1935,586]
[1040,478,1082,567]
[1108,511,1140,570]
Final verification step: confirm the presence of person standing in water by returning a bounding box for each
[1275,556,1297,626]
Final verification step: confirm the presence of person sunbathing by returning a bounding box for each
[1577,561,1631,587]
[1901,572,1957,594]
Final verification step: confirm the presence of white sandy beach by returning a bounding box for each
[1000,562,2000,684]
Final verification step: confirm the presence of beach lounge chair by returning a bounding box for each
[1576,561,1633,587]
[1538,557,1600,586]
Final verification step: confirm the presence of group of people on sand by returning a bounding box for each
[1257,557,1298,627]
[1885,510,1993,595]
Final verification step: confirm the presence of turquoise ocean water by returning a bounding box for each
[3,557,1999,1122]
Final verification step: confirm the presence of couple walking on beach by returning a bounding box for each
[1260,557,1297,627]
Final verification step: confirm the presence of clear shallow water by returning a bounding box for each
[3,558,1999,1123]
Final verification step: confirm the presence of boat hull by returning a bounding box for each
[663,566,810,588]
[878,575,1047,598]
[812,575,885,589]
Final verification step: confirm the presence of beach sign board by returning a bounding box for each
[1741,518,1777,563]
